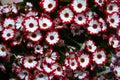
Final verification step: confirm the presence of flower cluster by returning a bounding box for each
[0,0,120,80]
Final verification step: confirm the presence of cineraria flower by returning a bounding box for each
[26,30,42,42]
[26,10,38,17]
[34,71,49,80]
[44,49,59,64]
[71,26,84,36]
[108,34,120,50]
[86,10,94,22]
[25,2,33,11]
[22,55,38,70]
[42,63,54,74]
[0,44,8,58]
[23,16,39,33]
[92,49,107,65]
[77,53,90,69]
[17,69,30,80]
[58,6,74,24]
[68,58,78,71]
[53,18,64,30]
[45,31,60,45]
[87,18,101,35]
[85,40,97,53]
[38,17,53,30]
[106,2,119,14]
[106,13,120,29]
[74,71,88,80]
[74,13,87,26]
[51,63,64,77]
[40,0,58,13]
[34,44,44,54]
[70,0,88,14]
[113,66,120,77]
[2,5,11,14]
[99,18,107,32]
[2,28,15,41]
[94,0,104,7]
[10,3,18,14]
[3,18,15,29]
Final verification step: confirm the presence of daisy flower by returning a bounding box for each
[0,44,8,58]
[26,30,42,42]
[40,0,58,13]
[45,31,60,45]
[92,49,107,65]
[106,13,120,29]
[51,63,64,77]
[74,71,88,80]
[99,18,107,32]
[108,34,120,50]
[71,26,84,36]
[94,0,104,7]
[58,6,74,24]
[34,44,44,54]
[23,16,39,33]
[113,66,120,77]
[106,2,119,14]
[22,55,38,70]
[2,28,15,41]
[70,0,88,14]
[85,40,97,53]
[44,49,59,64]
[3,17,15,29]
[25,2,33,11]
[87,18,101,35]
[38,17,53,30]
[74,13,87,26]
[42,63,54,74]
[68,58,78,71]
[77,53,90,69]
[34,71,49,80]
[17,69,30,80]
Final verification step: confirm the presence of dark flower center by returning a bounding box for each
[78,16,82,21]
[8,24,13,28]
[110,18,115,23]
[88,45,92,49]
[50,36,54,40]
[28,58,33,63]
[47,53,51,58]
[7,33,11,37]
[77,3,82,8]
[29,23,34,28]
[111,41,114,45]
[57,67,61,71]
[32,33,37,38]
[93,24,98,29]
[71,62,75,66]
[109,5,113,11]
[64,13,69,18]
[42,23,47,27]
[1,47,6,52]
[48,3,53,8]
[39,74,44,78]
[97,54,102,59]
[80,58,85,63]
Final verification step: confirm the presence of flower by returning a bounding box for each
[38,17,53,30]
[40,0,58,13]
[2,28,15,41]
[26,30,42,42]
[99,18,107,32]
[87,18,101,35]
[25,2,33,11]
[34,44,44,54]
[94,0,104,7]
[3,17,15,29]
[74,70,88,79]
[23,16,39,33]
[68,58,78,71]
[113,66,120,77]
[106,13,120,29]
[22,55,38,70]
[77,53,90,69]
[0,44,8,58]
[92,49,107,65]
[58,6,74,24]
[71,26,84,36]
[45,31,60,45]
[70,0,88,14]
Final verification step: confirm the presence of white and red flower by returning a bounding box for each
[113,66,120,77]
[23,16,39,33]
[77,53,90,69]
[34,44,44,54]
[39,0,58,13]
[3,18,15,29]
[70,0,88,14]
[45,31,60,45]
[68,58,78,71]
[22,55,38,70]
[71,26,84,36]
[38,17,53,30]
[58,6,74,24]
[2,28,15,41]
[92,49,107,65]
[94,0,104,7]
[26,30,42,42]
[99,18,107,32]
[0,44,9,58]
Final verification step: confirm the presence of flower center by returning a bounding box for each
[80,58,85,63]
[109,5,113,11]
[99,0,102,3]
[32,33,37,38]
[50,35,54,40]
[114,70,118,75]
[57,67,61,71]
[97,54,102,59]
[93,24,98,29]
[77,3,82,8]
[42,23,47,27]
[47,53,51,58]
[88,45,92,49]
[110,18,115,23]
[111,41,114,45]
[28,58,33,63]
[64,13,69,18]
[1,47,6,52]
[71,62,75,66]
[8,24,13,28]
[39,74,44,78]
[48,3,53,8]
[29,23,34,28]
[78,16,82,21]
[7,33,11,37]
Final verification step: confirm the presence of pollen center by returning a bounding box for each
[71,62,75,66]
[1,47,6,52]
[97,54,102,59]
[110,18,115,23]
[42,23,47,27]
[57,67,61,71]
[78,16,82,21]
[39,74,44,78]
[93,24,98,29]
[7,33,11,37]
[28,58,33,63]
[47,53,51,58]
[109,5,113,11]
[8,24,13,28]
[50,36,54,40]
[77,3,82,8]
[29,23,34,28]
[48,3,53,8]
[32,33,37,38]
[64,13,69,18]
[80,58,85,63]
